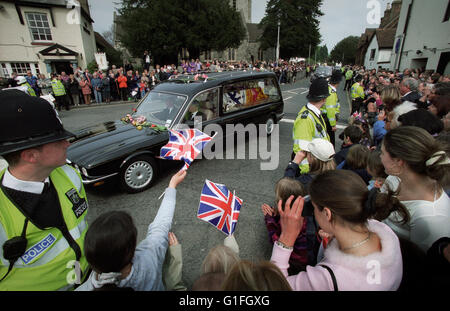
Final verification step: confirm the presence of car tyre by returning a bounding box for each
[119,155,158,193]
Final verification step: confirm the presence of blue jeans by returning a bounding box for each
[94,89,102,103]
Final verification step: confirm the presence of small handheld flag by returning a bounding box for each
[197,180,243,235]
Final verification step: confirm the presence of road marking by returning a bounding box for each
[284,96,293,101]
[280,118,346,129]
[301,90,309,94]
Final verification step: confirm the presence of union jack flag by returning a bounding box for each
[160,129,213,169]
[197,180,243,235]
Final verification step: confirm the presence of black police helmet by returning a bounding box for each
[307,78,330,102]
[330,70,342,84]
[0,90,74,156]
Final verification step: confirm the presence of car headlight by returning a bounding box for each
[81,167,88,176]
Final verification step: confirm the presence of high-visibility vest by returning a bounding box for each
[345,70,353,80]
[0,165,89,291]
[321,85,339,127]
[293,105,329,173]
[51,79,66,96]
[351,82,365,100]
[24,83,36,96]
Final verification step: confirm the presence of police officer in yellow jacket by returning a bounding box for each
[15,76,36,97]
[0,90,89,290]
[321,70,342,147]
[350,74,365,115]
[293,78,330,173]
[51,74,70,111]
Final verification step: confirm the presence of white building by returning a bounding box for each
[364,28,397,70]
[0,0,97,78]
[389,0,450,74]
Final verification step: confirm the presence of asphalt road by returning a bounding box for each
[58,75,351,289]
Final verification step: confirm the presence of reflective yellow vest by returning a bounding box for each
[321,85,339,127]
[351,82,365,100]
[0,165,89,291]
[293,105,329,173]
[345,70,353,80]
[51,79,66,96]
[24,83,36,96]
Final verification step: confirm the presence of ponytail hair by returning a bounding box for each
[309,170,409,225]
[383,126,450,186]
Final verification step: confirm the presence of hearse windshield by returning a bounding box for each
[134,91,187,126]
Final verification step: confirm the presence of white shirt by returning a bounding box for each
[306,103,322,117]
[2,169,49,194]
[381,176,450,252]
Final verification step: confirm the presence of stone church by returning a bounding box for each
[194,0,273,63]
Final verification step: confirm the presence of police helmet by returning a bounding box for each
[15,76,27,85]
[307,78,330,102]
[0,90,74,156]
[330,70,342,84]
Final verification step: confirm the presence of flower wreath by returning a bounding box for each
[121,114,167,132]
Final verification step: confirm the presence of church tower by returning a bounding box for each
[230,0,252,24]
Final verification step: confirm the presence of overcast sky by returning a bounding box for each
[89,0,391,52]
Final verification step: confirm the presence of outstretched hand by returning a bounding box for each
[278,195,305,247]
[169,169,187,189]
[261,203,275,217]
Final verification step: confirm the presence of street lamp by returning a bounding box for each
[276,19,280,65]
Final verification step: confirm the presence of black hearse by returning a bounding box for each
[66,71,284,193]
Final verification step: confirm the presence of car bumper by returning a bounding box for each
[80,172,118,185]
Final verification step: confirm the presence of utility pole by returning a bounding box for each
[308,44,311,63]
[276,19,280,65]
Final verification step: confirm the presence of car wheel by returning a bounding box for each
[263,115,276,136]
[119,155,157,193]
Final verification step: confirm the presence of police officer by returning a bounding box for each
[321,70,342,147]
[292,78,330,173]
[51,74,70,111]
[344,66,354,91]
[350,74,365,115]
[15,76,36,96]
[0,91,89,290]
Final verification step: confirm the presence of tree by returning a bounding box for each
[314,45,328,63]
[116,0,245,65]
[259,0,323,60]
[329,36,359,65]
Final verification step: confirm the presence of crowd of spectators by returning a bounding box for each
[0,58,304,109]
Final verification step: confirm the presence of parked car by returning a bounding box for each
[310,66,333,83]
[66,71,284,193]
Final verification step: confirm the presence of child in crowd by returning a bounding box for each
[366,150,388,190]
[341,144,372,185]
[191,234,240,291]
[76,170,187,291]
[335,125,363,166]
[261,177,320,275]
[352,116,373,148]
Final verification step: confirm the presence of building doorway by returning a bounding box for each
[53,61,72,75]
[437,52,450,75]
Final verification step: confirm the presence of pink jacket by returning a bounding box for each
[271,219,403,291]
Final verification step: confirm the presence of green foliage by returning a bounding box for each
[87,60,98,73]
[314,45,328,63]
[259,0,323,60]
[104,46,123,67]
[116,0,246,64]
[329,36,359,65]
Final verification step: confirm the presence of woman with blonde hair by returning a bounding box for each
[221,260,292,291]
[380,126,450,253]
[285,138,336,190]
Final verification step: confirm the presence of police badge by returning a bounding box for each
[65,188,87,218]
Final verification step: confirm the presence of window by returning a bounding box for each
[10,63,32,75]
[233,0,237,10]
[1,63,9,78]
[370,49,376,61]
[183,89,219,123]
[26,12,52,41]
[222,77,280,113]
